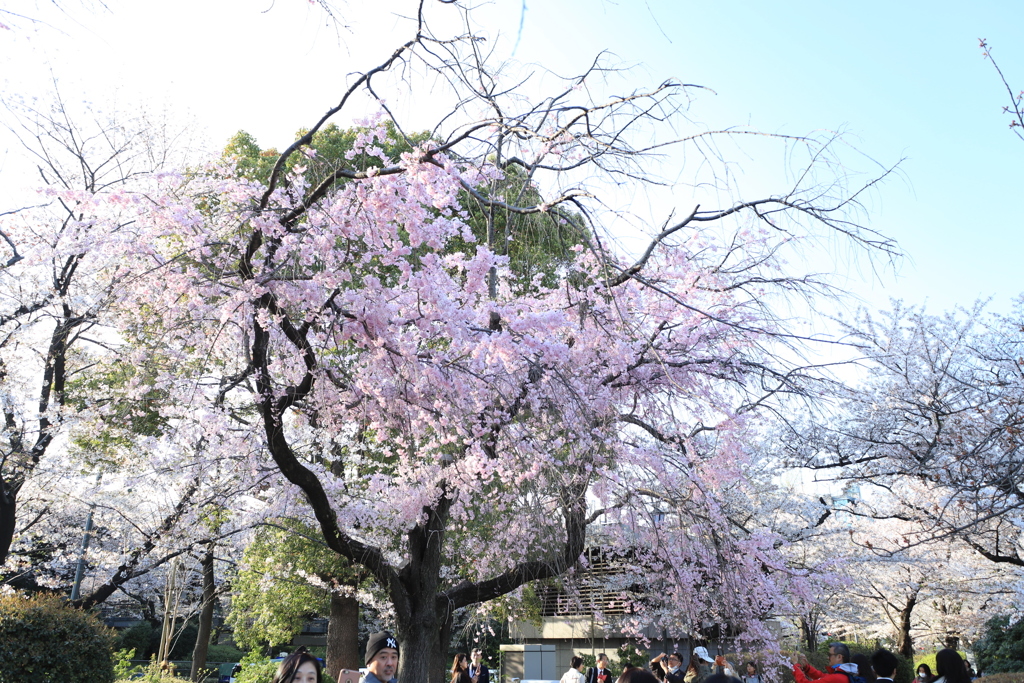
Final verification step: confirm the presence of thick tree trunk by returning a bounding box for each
[326,592,360,679]
[396,601,449,683]
[387,492,458,683]
[0,478,17,568]
[439,610,454,666]
[895,594,917,659]
[191,546,216,682]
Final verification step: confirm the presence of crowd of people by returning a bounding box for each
[552,647,762,683]
[789,643,976,683]
[263,633,979,683]
[556,643,979,683]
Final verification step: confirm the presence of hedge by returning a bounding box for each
[0,592,116,683]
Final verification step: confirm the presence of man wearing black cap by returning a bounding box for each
[364,631,399,683]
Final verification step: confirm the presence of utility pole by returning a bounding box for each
[70,474,101,601]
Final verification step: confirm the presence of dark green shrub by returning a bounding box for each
[894,652,915,683]
[138,617,200,662]
[976,675,1024,683]
[976,615,1024,673]
[616,643,651,670]
[115,622,155,658]
[0,592,116,683]
[207,643,246,662]
[168,618,200,660]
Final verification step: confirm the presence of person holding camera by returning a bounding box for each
[650,652,686,683]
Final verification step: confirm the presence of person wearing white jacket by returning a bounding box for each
[561,657,586,683]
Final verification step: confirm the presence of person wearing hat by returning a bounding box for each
[364,631,400,683]
[692,647,715,683]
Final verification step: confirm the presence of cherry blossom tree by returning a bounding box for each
[91,2,899,680]
[0,94,244,618]
[834,516,1017,655]
[0,92,158,569]
[784,301,1024,567]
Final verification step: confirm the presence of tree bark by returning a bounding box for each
[396,600,448,683]
[799,615,818,651]
[326,591,360,679]
[0,476,17,567]
[895,593,917,659]
[191,545,217,682]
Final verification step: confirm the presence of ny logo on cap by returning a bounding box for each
[387,638,398,649]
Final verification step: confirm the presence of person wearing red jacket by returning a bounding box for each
[792,643,860,683]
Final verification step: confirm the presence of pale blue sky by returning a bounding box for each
[1,0,1021,315]
[500,0,1024,314]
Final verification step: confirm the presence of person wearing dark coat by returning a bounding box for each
[469,649,490,683]
[587,653,613,683]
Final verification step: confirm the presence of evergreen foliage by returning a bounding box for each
[115,622,155,659]
[977,615,1024,674]
[227,519,360,651]
[0,593,116,683]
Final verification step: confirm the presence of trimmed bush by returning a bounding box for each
[207,643,246,662]
[0,592,116,683]
[234,656,281,683]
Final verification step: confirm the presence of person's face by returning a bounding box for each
[472,652,482,664]
[598,658,608,669]
[368,649,399,680]
[828,649,843,667]
[461,658,469,671]
[293,661,318,683]
[747,665,757,676]
[918,668,926,676]
[667,656,681,670]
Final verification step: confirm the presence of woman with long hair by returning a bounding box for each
[917,664,935,683]
[852,654,877,683]
[934,649,970,683]
[684,659,701,683]
[452,653,473,683]
[271,648,322,683]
